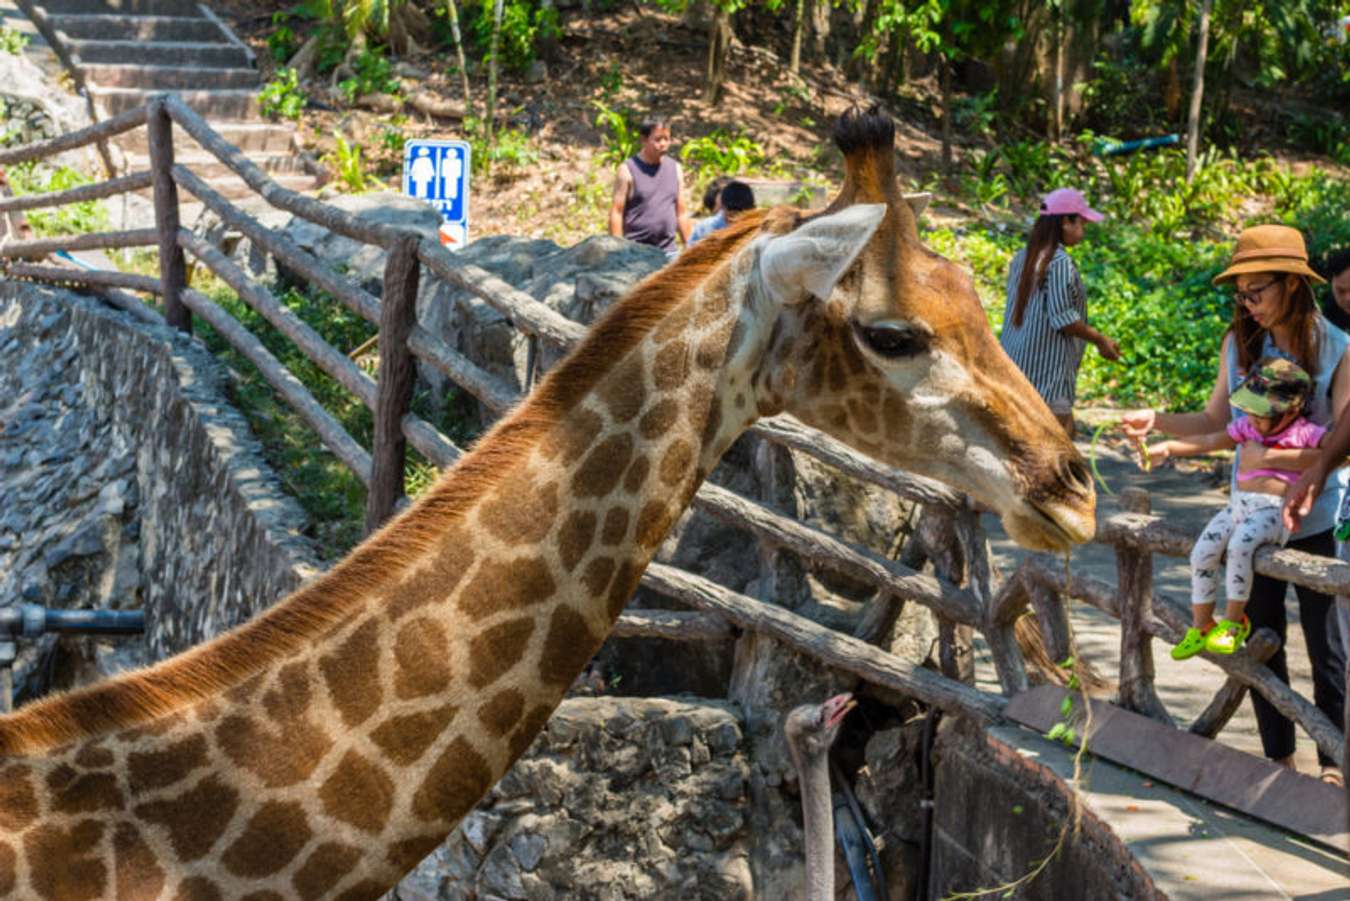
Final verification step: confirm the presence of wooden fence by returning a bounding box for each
[0,93,1343,769]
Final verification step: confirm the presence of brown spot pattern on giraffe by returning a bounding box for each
[508,703,554,760]
[467,618,535,688]
[319,619,383,727]
[52,771,122,814]
[221,800,312,878]
[538,606,599,689]
[412,737,492,825]
[24,820,106,901]
[0,764,39,831]
[293,842,363,901]
[623,455,650,493]
[387,834,443,876]
[128,734,208,795]
[135,775,239,861]
[393,618,452,699]
[552,408,604,466]
[478,688,525,737]
[74,743,114,769]
[369,703,458,767]
[635,500,672,550]
[556,510,597,572]
[457,556,556,621]
[658,440,693,487]
[319,751,395,834]
[652,343,690,392]
[113,822,165,900]
[172,876,222,901]
[215,711,332,788]
[242,893,287,901]
[598,355,647,422]
[600,508,629,545]
[480,478,560,545]
[0,842,15,895]
[639,398,680,440]
[386,529,475,621]
[572,433,635,498]
[336,881,389,901]
[607,561,642,619]
[582,557,616,596]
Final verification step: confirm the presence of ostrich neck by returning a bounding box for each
[799,752,835,900]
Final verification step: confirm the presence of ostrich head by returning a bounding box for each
[785,692,857,766]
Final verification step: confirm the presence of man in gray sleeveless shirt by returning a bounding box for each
[608,118,691,256]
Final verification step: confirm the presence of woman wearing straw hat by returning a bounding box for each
[1124,224,1347,786]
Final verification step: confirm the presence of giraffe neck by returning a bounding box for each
[0,242,774,900]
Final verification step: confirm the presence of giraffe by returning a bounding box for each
[0,108,1093,899]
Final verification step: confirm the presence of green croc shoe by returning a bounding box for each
[1171,627,1212,661]
[1205,617,1251,655]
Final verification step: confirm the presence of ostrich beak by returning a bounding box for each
[823,693,857,729]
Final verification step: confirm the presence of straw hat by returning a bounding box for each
[1213,224,1325,286]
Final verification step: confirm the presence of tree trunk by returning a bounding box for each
[1184,0,1213,183]
[703,7,732,105]
[443,0,473,116]
[1051,2,1064,142]
[940,57,953,172]
[789,0,805,74]
[810,0,829,58]
[485,0,505,145]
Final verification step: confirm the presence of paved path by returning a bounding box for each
[977,429,1332,777]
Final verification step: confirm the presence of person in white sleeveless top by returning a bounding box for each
[1127,224,1347,787]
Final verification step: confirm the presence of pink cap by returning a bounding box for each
[1040,187,1104,222]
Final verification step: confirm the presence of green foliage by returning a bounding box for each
[260,68,307,121]
[338,46,400,102]
[378,123,406,153]
[322,133,374,191]
[591,98,640,165]
[267,11,300,62]
[0,24,30,55]
[464,115,537,174]
[6,164,109,237]
[471,0,559,72]
[678,129,767,179]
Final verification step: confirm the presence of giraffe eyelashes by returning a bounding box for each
[852,321,931,359]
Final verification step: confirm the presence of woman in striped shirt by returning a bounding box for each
[999,188,1120,435]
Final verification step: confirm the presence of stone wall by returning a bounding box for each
[395,697,755,901]
[0,283,320,672]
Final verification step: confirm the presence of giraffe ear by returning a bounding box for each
[759,203,887,304]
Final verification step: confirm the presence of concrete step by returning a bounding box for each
[116,120,296,155]
[130,170,319,202]
[88,87,260,118]
[126,151,308,180]
[80,63,260,90]
[33,0,206,17]
[65,38,249,67]
[47,13,227,42]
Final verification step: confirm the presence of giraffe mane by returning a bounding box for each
[0,209,782,756]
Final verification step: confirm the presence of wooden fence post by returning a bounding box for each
[1116,487,1172,723]
[365,235,421,533]
[146,96,189,333]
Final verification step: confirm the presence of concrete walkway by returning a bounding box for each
[977,427,1334,778]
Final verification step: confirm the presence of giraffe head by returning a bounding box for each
[735,109,1095,551]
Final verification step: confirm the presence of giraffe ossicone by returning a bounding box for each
[0,107,1093,899]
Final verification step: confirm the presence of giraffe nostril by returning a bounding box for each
[1064,458,1092,495]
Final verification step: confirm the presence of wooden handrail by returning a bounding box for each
[0,228,159,258]
[0,106,147,166]
[0,171,152,214]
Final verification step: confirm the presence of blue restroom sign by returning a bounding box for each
[403,140,470,249]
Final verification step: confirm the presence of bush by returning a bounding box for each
[472,0,559,73]
[260,68,307,121]
[337,46,400,103]
[678,130,767,180]
[0,25,29,55]
[6,163,109,236]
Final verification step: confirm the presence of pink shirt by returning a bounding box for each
[1226,416,1327,485]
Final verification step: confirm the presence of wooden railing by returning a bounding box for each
[0,94,1343,770]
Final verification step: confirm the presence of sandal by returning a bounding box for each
[1320,767,1345,788]
[1171,625,1215,661]
[1205,617,1251,655]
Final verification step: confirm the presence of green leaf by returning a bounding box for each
[1046,723,1068,742]
[1060,696,1073,717]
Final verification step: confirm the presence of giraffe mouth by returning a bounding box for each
[1006,500,1096,551]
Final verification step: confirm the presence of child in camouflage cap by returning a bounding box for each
[1139,357,1327,658]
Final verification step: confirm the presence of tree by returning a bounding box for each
[1183,0,1212,182]
[444,0,474,115]
[485,0,505,143]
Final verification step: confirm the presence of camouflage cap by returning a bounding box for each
[1230,356,1312,419]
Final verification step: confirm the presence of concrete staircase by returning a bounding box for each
[16,0,319,200]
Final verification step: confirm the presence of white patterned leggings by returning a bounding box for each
[1191,490,1289,607]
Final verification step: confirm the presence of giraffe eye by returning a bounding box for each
[855,322,929,359]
